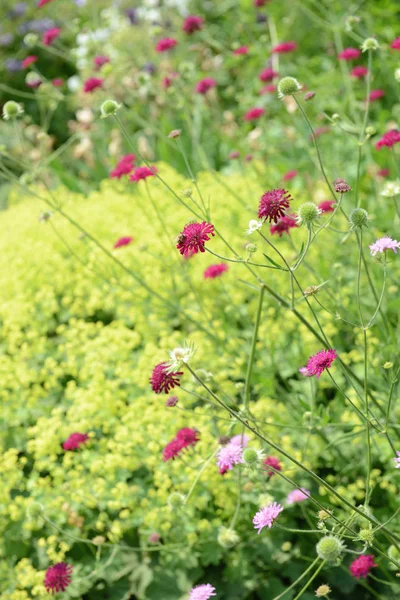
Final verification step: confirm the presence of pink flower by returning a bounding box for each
[43,27,61,46]
[334,178,351,193]
[130,166,157,182]
[155,38,178,53]
[94,55,110,69]
[183,15,204,34]
[204,263,228,279]
[189,584,216,600]
[287,487,310,504]
[258,189,292,223]
[313,126,330,138]
[394,451,400,468]
[254,0,270,5]
[376,130,400,150]
[163,73,178,89]
[350,555,377,580]
[26,75,42,89]
[176,222,215,256]
[113,236,133,249]
[62,433,89,451]
[259,67,278,82]
[272,41,297,54]
[150,363,183,394]
[110,154,136,179]
[165,395,178,407]
[260,84,276,94]
[304,91,315,101]
[270,214,298,236]
[52,78,63,87]
[196,78,216,94]
[229,151,240,159]
[338,47,360,60]
[176,427,200,449]
[263,455,282,476]
[306,349,337,378]
[148,532,161,543]
[22,55,38,69]
[369,89,385,102]
[351,66,368,78]
[44,563,73,593]
[377,168,390,177]
[38,0,54,6]
[233,46,249,55]
[318,200,336,213]
[230,434,249,447]
[244,107,265,121]
[282,169,298,182]
[217,442,244,472]
[162,438,184,461]
[253,502,283,533]
[369,236,400,256]
[390,37,400,51]
[299,366,312,377]
[83,77,103,93]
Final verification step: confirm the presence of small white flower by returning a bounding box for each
[168,341,196,371]
[246,219,263,235]
[381,181,400,198]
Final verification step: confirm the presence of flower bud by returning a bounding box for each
[167,492,185,509]
[243,447,263,466]
[304,286,319,297]
[296,202,321,227]
[384,362,393,369]
[217,527,240,548]
[246,243,257,254]
[25,72,41,88]
[358,528,374,545]
[316,536,345,564]
[168,129,181,139]
[100,99,122,118]
[349,208,369,229]
[365,125,376,136]
[304,91,315,101]
[92,536,106,545]
[281,541,292,552]
[361,37,379,52]
[277,76,302,98]
[24,33,38,47]
[182,188,192,197]
[315,584,332,598]
[2,100,24,120]
[318,510,331,521]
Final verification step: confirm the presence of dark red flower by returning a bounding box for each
[51,78,63,87]
[263,455,282,476]
[83,77,103,93]
[369,89,384,102]
[43,27,61,46]
[270,214,298,236]
[162,438,184,461]
[155,38,178,52]
[204,263,228,279]
[110,154,136,179]
[229,151,240,160]
[163,72,178,89]
[377,168,390,177]
[22,55,38,69]
[258,189,292,223]
[38,0,54,6]
[318,200,336,213]
[282,170,298,182]
[338,47,360,60]
[350,555,377,580]
[94,55,110,70]
[390,37,400,50]
[254,0,270,6]
[233,46,249,55]
[114,236,133,249]
[129,166,157,182]
[176,222,215,256]
[351,66,368,78]
[376,130,400,150]
[260,84,276,94]
[196,77,216,94]
[272,41,297,54]
[44,563,73,593]
[176,427,200,448]
[244,107,265,121]
[183,15,204,34]
[150,362,183,394]
[259,67,278,82]
[62,433,89,451]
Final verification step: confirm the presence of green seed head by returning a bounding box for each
[246,243,257,254]
[218,527,240,548]
[362,37,379,52]
[243,448,260,465]
[358,528,374,545]
[24,33,38,47]
[2,100,24,121]
[278,77,302,98]
[297,202,321,227]
[100,99,122,118]
[349,208,369,229]
[167,492,185,509]
[316,536,345,564]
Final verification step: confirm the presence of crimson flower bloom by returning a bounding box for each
[306,349,337,378]
[83,77,103,93]
[338,47,360,60]
[233,46,248,55]
[129,166,157,182]
[244,107,265,121]
[94,55,110,69]
[377,168,390,177]
[113,236,133,249]
[229,151,240,160]
[272,41,297,54]
[260,84,276,94]
[38,0,54,6]
[163,73,178,89]
[263,455,282,476]
[62,433,89,451]
[22,55,38,69]
[254,0,270,6]
[43,27,61,46]
[183,15,204,34]
[110,154,136,179]
[176,427,200,448]
[204,263,228,279]
[313,126,330,138]
[259,67,278,82]
[155,38,178,52]
[318,200,336,213]
[44,563,73,593]
[196,78,216,94]
[176,222,215,256]
[390,37,400,50]
[350,555,377,580]
[270,214,298,236]
[369,89,385,101]
[376,130,400,150]
[150,362,183,394]
[52,78,63,87]
[258,189,292,223]
[351,66,368,78]
[162,438,184,461]
[282,169,298,182]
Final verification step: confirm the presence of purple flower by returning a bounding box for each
[5,59,23,72]
[369,236,400,256]
[217,442,243,473]
[230,434,249,447]
[306,349,337,378]
[0,33,14,46]
[287,487,310,504]
[189,584,216,599]
[253,502,283,533]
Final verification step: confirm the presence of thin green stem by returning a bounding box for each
[243,285,265,410]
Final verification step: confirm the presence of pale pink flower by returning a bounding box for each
[369,237,400,256]
[253,502,283,533]
[287,487,310,504]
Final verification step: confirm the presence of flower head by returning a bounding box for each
[183,15,204,34]
[94,55,110,69]
[260,84,276,94]
[394,451,400,468]
[44,563,73,593]
[272,41,297,54]
[375,130,400,150]
[189,584,216,600]
[334,178,351,193]
[361,38,379,52]
[244,107,265,121]
[52,78,64,87]
[316,536,345,564]
[176,222,215,256]
[282,170,298,182]
[155,37,178,52]
[168,342,196,371]
[233,46,249,55]
[246,219,263,234]
[196,78,216,95]
[263,455,282,476]
[253,502,283,533]
[270,215,298,236]
[43,27,61,45]
[287,487,310,504]
[150,362,183,394]
[166,395,178,407]
[278,77,301,98]
[84,77,103,93]
[2,101,24,120]
[349,208,369,229]
[110,154,136,179]
[113,236,133,249]
[318,200,336,213]
[351,66,368,78]
[101,99,121,118]
[258,189,292,223]
[350,555,377,579]
[369,89,384,101]
[369,236,400,256]
[217,441,244,473]
[306,349,337,378]
[176,427,200,448]
[315,584,332,598]
[22,55,38,69]
[338,47,360,60]
[38,0,54,6]
[130,166,157,182]
[62,433,88,451]
[204,263,228,279]
[390,37,400,51]
[259,67,278,82]
[162,438,184,461]
[377,168,390,177]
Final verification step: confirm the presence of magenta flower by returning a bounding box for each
[350,555,377,580]
[333,178,351,193]
[313,126,330,138]
[110,154,136,179]
[52,78,63,87]
[263,455,282,477]
[22,55,38,69]
[113,236,133,249]
[176,427,200,449]
[44,563,73,593]
[377,168,390,177]
[94,55,110,69]
[369,236,400,256]
[270,215,298,236]
[62,433,88,451]
[369,89,385,101]
[83,77,103,93]
[163,73,178,89]
[282,169,298,182]
[204,263,228,279]
[299,366,313,377]
[306,349,337,378]
[189,584,216,599]
[258,189,292,223]
[155,37,178,52]
[150,362,183,394]
[217,442,244,473]
[253,502,283,533]
[287,487,310,504]
[233,46,249,55]
[38,0,54,6]
[318,200,336,213]
[229,151,240,160]
[272,41,297,54]
[394,451,400,468]
[244,107,265,121]
[259,67,278,82]
[254,0,270,5]
[43,27,61,46]
[338,47,360,60]
[390,37,400,50]
[183,15,204,34]
[376,130,400,150]
[260,84,276,94]
[162,438,184,461]
[26,75,42,89]
[176,222,215,257]
[130,166,157,182]
[351,66,368,78]
[196,78,216,94]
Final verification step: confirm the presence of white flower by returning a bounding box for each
[381,181,400,198]
[246,220,263,235]
[168,341,196,371]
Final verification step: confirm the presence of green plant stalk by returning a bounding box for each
[272,558,321,600]
[356,49,372,208]
[292,559,325,600]
[244,284,265,410]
